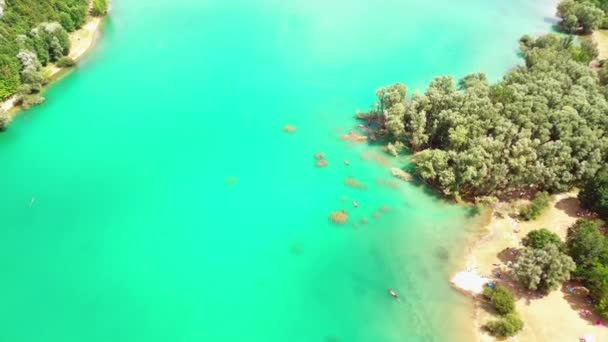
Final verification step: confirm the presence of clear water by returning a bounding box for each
[0,0,555,341]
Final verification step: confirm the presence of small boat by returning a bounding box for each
[352,201,359,208]
[344,160,350,166]
[388,288,399,299]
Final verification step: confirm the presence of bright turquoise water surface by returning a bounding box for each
[0,1,555,341]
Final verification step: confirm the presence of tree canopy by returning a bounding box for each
[522,228,564,250]
[512,244,576,292]
[368,34,608,199]
[0,0,88,99]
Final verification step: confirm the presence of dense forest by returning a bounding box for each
[368,34,608,200]
[0,0,102,104]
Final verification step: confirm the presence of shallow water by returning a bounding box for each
[0,1,555,341]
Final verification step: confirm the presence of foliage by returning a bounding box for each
[368,34,608,199]
[483,285,516,315]
[512,244,576,292]
[0,0,89,99]
[519,192,551,221]
[567,219,608,271]
[522,228,563,250]
[557,0,605,34]
[56,56,76,68]
[579,168,608,218]
[485,313,524,337]
[91,0,108,16]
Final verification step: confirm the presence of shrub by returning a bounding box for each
[485,313,524,337]
[523,229,563,250]
[483,285,516,315]
[520,192,551,221]
[56,57,76,68]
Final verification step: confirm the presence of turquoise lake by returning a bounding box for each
[0,0,556,341]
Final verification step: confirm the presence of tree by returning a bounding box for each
[483,285,516,315]
[365,33,608,199]
[523,229,563,250]
[512,244,576,292]
[485,313,524,337]
[577,2,605,33]
[579,169,608,219]
[566,219,608,271]
[557,0,605,34]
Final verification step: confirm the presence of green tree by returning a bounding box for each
[522,228,563,250]
[566,219,608,271]
[512,244,576,292]
[557,0,605,34]
[577,2,605,33]
[365,34,608,199]
[579,169,608,219]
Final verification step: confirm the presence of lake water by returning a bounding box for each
[0,0,556,341]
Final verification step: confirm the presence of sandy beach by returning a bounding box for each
[452,192,608,341]
[1,16,103,118]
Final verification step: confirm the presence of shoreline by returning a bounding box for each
[451,193,608,341]
[1,15,104,120]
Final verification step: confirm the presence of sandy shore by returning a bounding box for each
[1,16,103,118]
[452,192,608,341]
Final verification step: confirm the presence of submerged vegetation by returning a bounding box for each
[366,33,608,200]
[0,0,90,100]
